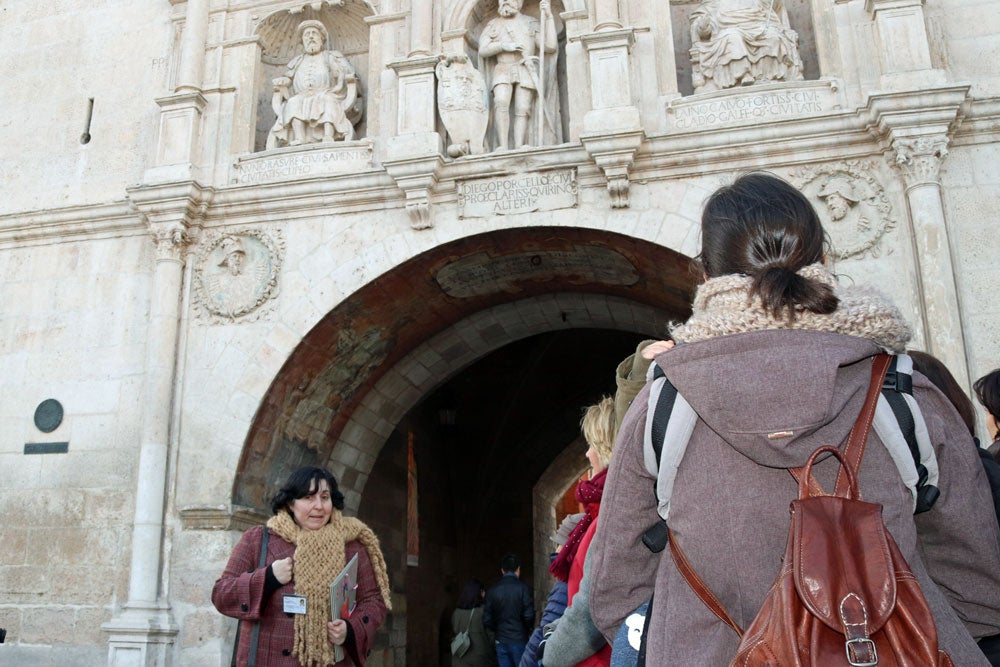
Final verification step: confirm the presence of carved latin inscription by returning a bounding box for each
[458,169,578,218]
[233,142,374,185]
[666,81,841,131]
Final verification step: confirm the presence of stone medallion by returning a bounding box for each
[195,229,284,323]
[791,162,896,261]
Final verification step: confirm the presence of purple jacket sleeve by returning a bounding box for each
[343,541,388,666]
[587,383,661,643]
[211,525,270,621]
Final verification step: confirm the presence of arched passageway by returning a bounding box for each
[233,227,696,662]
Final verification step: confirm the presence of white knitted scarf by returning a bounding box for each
[670,263,912,352]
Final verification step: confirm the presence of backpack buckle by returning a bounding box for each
[845,637,878,666]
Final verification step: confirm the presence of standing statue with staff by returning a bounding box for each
[478,0,558,151]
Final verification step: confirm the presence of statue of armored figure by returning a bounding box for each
[478,0,558,151]
[267,20,362,149]
[690,0,803,94]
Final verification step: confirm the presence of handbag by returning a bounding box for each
[450,608,474,658]
[231,527,270,667]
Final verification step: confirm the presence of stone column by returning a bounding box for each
[104,184,210,667]
[593,0,623,31]
[175,0,210,93]
[892,132,970,387]
[408,0,433,57]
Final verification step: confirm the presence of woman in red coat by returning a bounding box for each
[213,466,391,666]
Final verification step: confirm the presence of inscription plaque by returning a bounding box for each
[435,246,639,298]
[233,141,374,185]
[458,169,578,218]
[666,81,843,132]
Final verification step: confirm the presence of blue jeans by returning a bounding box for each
[496,641,527,667]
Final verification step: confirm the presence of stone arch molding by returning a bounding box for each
[324,293,671,511]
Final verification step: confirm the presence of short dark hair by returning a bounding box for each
[457,579,485,609]
[974,369,1000,422]
[909,351,976,438]
[699,172,838,320]
[500,553,520,573]
[270,466,345,515]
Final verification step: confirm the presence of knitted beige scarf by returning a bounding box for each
[267,510,392,667]
[670,263,912,352]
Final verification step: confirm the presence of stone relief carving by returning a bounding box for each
[194,229,284,323]
[892,134,950,187]
[436,55,489,158]
[478,0,560,151]
[791,162,896,261]
[266,20,363,149]
[689,0,804,94]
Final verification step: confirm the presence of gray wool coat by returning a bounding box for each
[589,330,1000,666]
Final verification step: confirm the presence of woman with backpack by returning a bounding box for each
[587,172,1000,665]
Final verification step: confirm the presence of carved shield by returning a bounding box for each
[436,56,489,155]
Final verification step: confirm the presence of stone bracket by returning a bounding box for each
[580,129,644,208]
[383,151,445,230]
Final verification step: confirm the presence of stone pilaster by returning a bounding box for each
[103,182,213,667]
[145,0,211,184]
[580,28,643,208]
[869,87,970,387]
[865,0,945,89]
[384,55,443,229]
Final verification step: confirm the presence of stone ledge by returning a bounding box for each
[179,505,267,531]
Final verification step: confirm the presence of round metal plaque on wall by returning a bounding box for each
[34,399,64,433]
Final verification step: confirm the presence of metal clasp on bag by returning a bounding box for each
[845,637,878,666]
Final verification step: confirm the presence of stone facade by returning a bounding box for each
[1,0,1000,665]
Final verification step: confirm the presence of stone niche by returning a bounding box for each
[448,0,570,152]
[253,2,374,153]
[670,0,819,98]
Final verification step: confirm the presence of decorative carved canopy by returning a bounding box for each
[255,0,376,64]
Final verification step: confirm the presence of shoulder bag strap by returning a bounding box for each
[245,527,270,667]
[466,608,474,632]
[668,528,743,637]
[833,353,891,497]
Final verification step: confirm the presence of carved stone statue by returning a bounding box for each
[689,0,803,94]
[267,20,362,149]
[817,175,860,222]
[478,0,558,151]
[436,55,489,157]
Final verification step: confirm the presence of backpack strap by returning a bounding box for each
[876,354,940,512]
[668,528,744,637]
[643,365,699,523]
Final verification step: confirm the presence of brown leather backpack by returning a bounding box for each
[670,354,954,666]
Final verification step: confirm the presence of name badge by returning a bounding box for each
[283,595,307,614]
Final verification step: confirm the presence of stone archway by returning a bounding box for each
[228,226,695,662]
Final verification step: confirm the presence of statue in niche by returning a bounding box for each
[266,20,362,149]
[478,0,558,151]
[689,0,803,94]
[436,55,489,157]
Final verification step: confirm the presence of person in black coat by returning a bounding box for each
[483,553,535,667]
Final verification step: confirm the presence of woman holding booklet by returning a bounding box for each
[213,466,391,666]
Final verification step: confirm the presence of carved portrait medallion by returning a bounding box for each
[791,162,896,261]
[195,229,283,322]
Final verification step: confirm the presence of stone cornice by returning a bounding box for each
[4,88,997,241]
[179,505,268,531]
[0,200,144,249]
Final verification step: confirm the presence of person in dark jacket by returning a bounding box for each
[975,368,1000,462]
[483,553,535,667]
[519,513,583,667]
[452,579,497,667]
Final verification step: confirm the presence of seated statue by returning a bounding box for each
[267,20,362,149]
[689,0,803,94]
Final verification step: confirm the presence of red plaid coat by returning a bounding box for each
[212,525,388,666]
